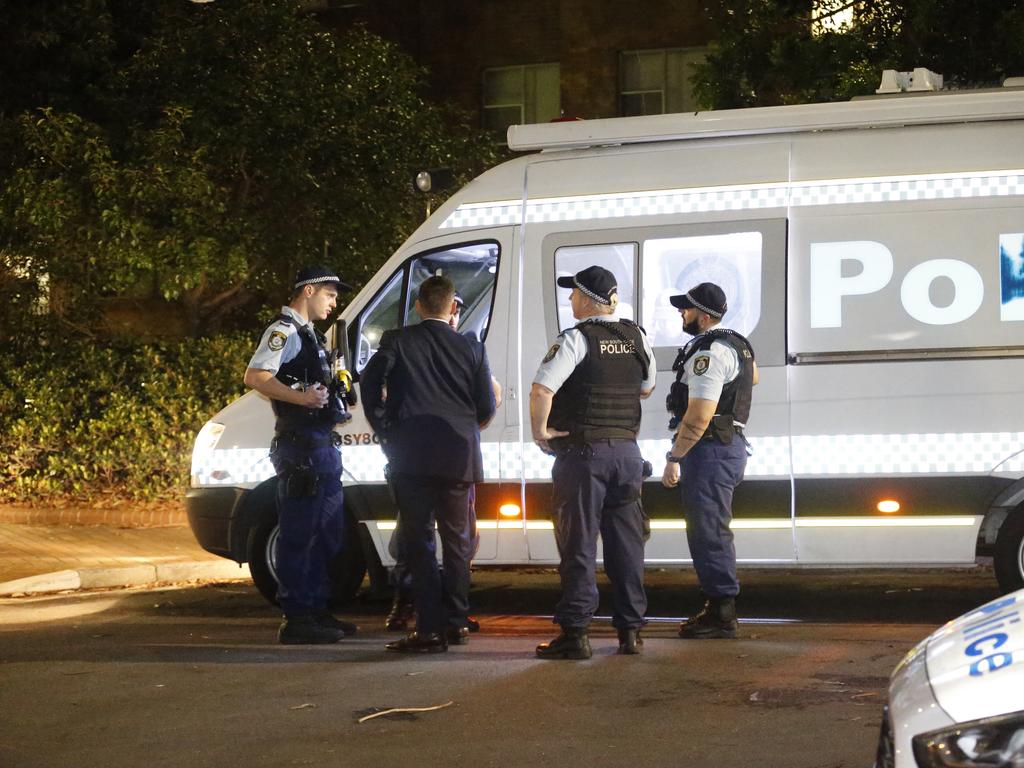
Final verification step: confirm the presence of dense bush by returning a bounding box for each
[0,334,251,503]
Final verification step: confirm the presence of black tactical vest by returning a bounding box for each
[549,319,650,443]
[666,328,755,430]
[270,315,335,432]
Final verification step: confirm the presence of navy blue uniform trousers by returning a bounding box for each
[552,440,647,630]
[680,438,747,598]
[390,472,474,635]
[270,431,344,618]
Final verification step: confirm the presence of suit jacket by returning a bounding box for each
[361,319,496,483]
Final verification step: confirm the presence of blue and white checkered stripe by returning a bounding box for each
[439,169,1024,229]
[191,431,1024,487]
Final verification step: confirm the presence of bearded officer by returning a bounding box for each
[244,265,358,645]
[662,282,758,639]
[530,265,656,659]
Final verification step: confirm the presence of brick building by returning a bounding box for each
[312,0,712,139]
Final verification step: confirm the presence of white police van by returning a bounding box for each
[186,72,1024,605]
[875,587,1024,768]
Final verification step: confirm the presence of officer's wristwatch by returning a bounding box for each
[665,451,684,464]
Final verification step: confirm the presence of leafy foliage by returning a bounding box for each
[694,0,1024,108]
[0,0,496,338]
[0,335,251,502]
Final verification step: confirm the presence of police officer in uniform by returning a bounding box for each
[662,282,758,639]
[531,266,656,659]
[244,265,358,645]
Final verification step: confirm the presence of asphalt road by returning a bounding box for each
[0,567,1002,768]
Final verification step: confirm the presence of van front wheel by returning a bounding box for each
[247,509,368,608]
[994,513,1024,593]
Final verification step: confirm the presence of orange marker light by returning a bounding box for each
[877,500,901,513]
[499,503,521,518]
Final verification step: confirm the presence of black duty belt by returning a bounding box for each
[272,431,341,449]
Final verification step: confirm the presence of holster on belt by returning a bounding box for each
[706,414,736,444]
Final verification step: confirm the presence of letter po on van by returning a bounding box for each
[810,241,985,328]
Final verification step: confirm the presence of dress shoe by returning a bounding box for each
[278,616,345,645]
[536,628,592,660]
[446,626,470,645]
[679,596,738,639]
[385,597,415,632]
[466,616,481,632]
[316,612,359,635]
[385,631,448,654]
[617,628,643,655]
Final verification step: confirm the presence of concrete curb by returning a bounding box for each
[0,560,249,597]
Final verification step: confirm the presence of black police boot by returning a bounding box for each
[385,596,415,632]
[679,596,738,639]
[536,627,592,660]
[315,611,359,635]
[617,628,643,655]
[278,615,345,645]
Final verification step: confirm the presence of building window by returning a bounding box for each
[619,48,706,117]
[483,63,561,140]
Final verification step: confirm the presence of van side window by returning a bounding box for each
[554,243,637,331]
[355,272,403,371]
[354,240,501,372]
[642,232,763,348]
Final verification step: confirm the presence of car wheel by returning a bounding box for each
[248,515,281,606]
[994,512,1024,593]
[248,506,369,608]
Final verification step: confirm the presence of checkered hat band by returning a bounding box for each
[294,275,340,289]
[688,293,723,318]
[575,277,614,305]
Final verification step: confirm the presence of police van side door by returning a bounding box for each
[341,229,516,563]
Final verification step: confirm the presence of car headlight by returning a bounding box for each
[191,421,226,485]
[913,710,1024,767]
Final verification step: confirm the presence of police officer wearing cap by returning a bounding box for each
[662,282,758,639]
[531,265,656,659]
[244,265,358,645]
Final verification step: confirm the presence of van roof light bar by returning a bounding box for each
[877,67,943,94]
[507,85,1024,152]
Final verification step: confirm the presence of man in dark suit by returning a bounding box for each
[361,275,496,653]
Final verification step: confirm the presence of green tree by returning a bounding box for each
[694,0,1024,109]
[0,0,495,338]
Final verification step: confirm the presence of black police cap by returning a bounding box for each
[293,265,353,292]
[669,282,727,318]
[555,265,618,306]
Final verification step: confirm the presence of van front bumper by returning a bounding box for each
[185,486,250,562]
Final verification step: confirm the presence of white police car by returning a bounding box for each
[875,588,1024,767]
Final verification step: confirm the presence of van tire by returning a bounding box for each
[248,515,281,606]
[994,513,1024,593]
[247,506,368,608]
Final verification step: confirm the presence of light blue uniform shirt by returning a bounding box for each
[247,306,311,373]
[533,316,657,393]
[680,332,741,411]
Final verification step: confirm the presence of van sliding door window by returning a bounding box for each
[354,240,501,372]
[553,243,637,331]
[642,232,763,349]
